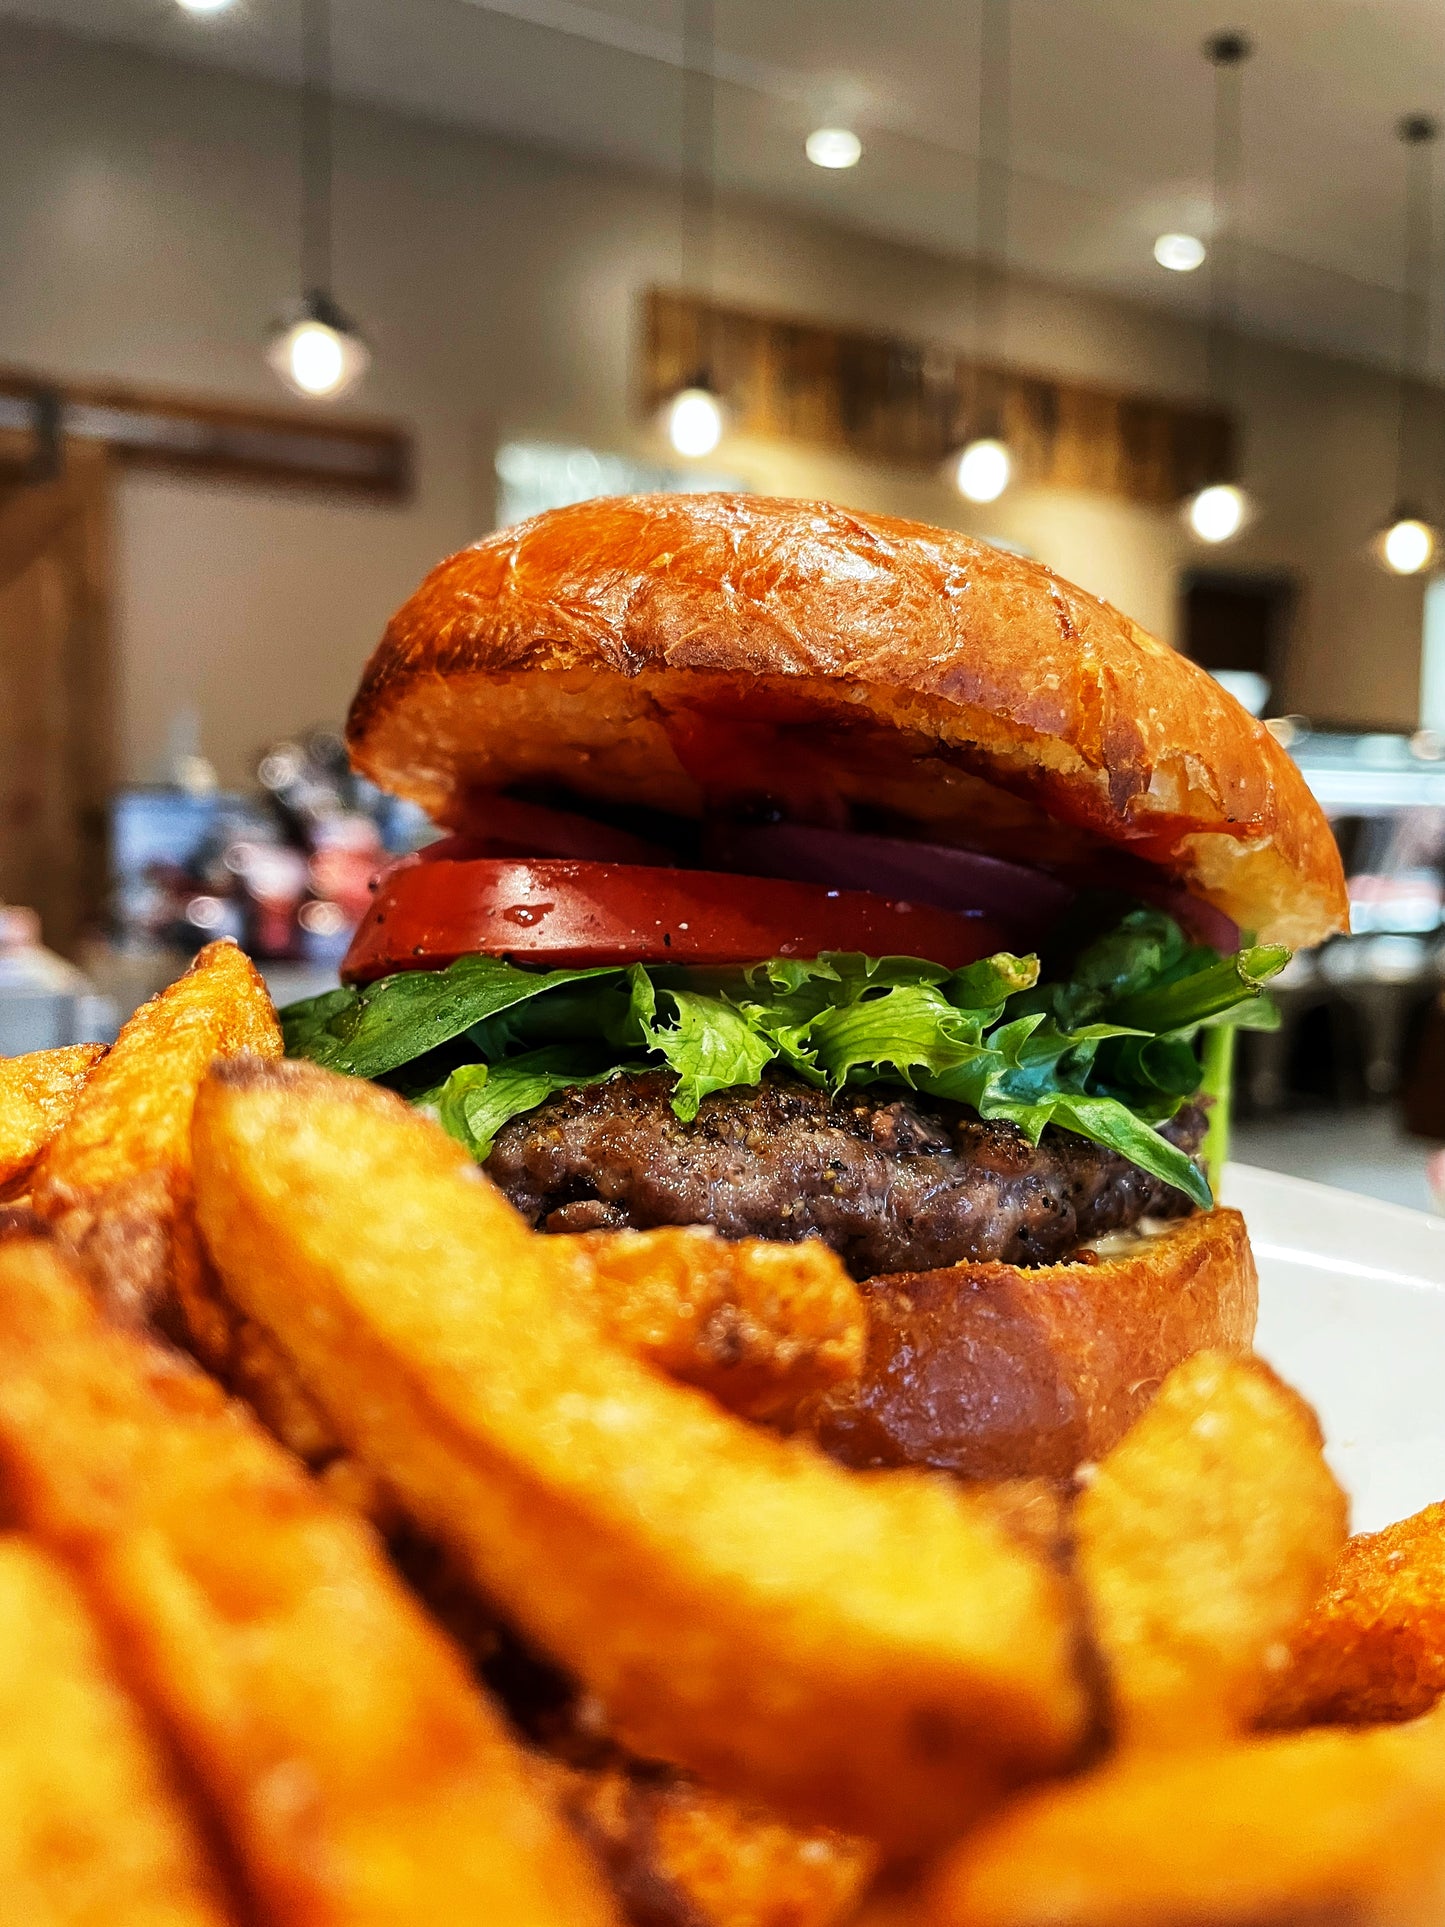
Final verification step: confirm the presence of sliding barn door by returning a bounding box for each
[0,439,114,955]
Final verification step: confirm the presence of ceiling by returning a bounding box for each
[7,0,1445,377]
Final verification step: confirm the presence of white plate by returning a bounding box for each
[1225,1161,1445,1532]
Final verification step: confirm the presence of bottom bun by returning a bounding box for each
[804,1208,1257,1481]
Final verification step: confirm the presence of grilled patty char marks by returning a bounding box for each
[484,1071,1205,1278]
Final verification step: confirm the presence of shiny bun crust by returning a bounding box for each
[348,494,1347,947]
[809,1206,1258,1481]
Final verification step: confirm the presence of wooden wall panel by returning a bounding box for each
[642,288,1233,507]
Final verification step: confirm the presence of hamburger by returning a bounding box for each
[284,493,1347,1477]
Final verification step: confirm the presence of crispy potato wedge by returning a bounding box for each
[539,1757,877,1927]
[192,1058,1091,1852]
[29,943,280,1325]
[559,1224,865,1422]
[0,1534,234,1926]
[1261,1501,1445,1729]
[969,1477,1072,1568]
[1076,1349,1346,1747]
[0,1236,620,1927]
[845,1895,925,1927]
[0,1044,106,1198]
[18,945,337,1469]
[925,1711,1445,1927]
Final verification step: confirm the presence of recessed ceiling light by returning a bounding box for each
[176,0,237,12]
[1154,232,1207,272]
[806,128,863,170]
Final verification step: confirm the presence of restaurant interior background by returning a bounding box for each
[4,0,1445,1208]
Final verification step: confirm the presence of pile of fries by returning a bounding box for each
[3,939,1445,1924]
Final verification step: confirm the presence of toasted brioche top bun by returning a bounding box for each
[348,493,1347,948]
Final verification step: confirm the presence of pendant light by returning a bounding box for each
[1375,115,1439,575]
[267,0,369,401]
[806,127,863,170]
[662,0,724,457]
[1185,31,1253,543]
[954,0,1012,503]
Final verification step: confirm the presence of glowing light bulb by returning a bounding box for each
[1187,482,1247,543]
[266,296,369,400]
[1382,517,1436,576]
[1154,232,1207,272]
[806,128,863,170]
[665,386,724,458]
[286,322,345,395]
[954,437,1011,503]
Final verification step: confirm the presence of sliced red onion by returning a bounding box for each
[703,820,1241,956]
[702,821,1076,951]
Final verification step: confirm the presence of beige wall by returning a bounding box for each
[0,22,1430,788]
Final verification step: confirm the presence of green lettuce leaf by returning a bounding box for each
[280,954,624,1079]
[1020,1092,1210,1207]
[1105,944,1289,1033]
[1011,908,1191,1029]
[465,973,643,1058]
[422,1048,642,1161]
[636,980,777,1122]
[802,982,991,1089]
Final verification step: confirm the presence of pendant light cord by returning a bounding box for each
[301,0,334,298]
[1204,31,1251,415]
[681,0,716,298]
[1396,114,1438,509]
[976,0,1010,427]
[680,0,717,386]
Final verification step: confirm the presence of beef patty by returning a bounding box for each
[485,1071,1206,1278]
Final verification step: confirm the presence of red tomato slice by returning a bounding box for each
[341,858,1006,983]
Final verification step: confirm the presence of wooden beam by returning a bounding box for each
[642,289,1232,508]
[0,371,411,501]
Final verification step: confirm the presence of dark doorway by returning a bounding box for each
[1180,570,1297,711]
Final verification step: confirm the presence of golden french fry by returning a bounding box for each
[539,1756,877,1927]
[559,1223,865,1422]
[924,1710,1445,1927]
[1260,1501,1445,1729]
[0,1534,233,1926]
[0,1044,106,1197]
[0,1236,621,1927]
[192,1058,1090,1852]
[1076,1349,1347,1747]
[29,943,281,1324]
